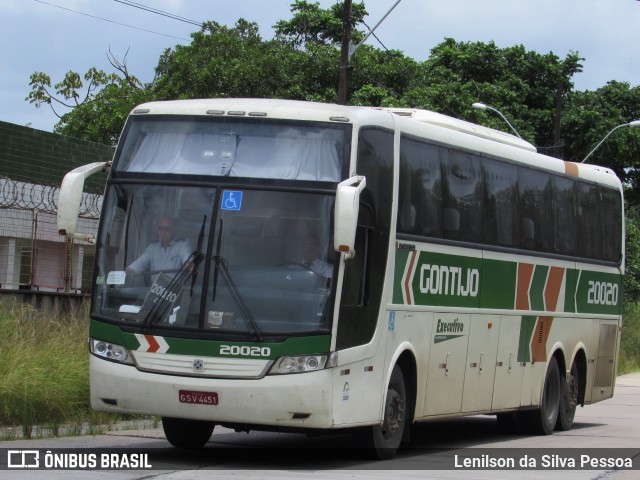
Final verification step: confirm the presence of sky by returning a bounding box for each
[1,0,640,133]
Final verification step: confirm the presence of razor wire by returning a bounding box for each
[0,176,102,218]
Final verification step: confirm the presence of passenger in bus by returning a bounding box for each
[126,217,193,275]
[295,233,332,279]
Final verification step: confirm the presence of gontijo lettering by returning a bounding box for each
[420,264,479,297]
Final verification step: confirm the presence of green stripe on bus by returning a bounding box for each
[564,268,579,313]
[575,270,623,315]
[90,320,140,351]
[391,249,622,315]
[518,316,537,363]
[89,319,331,359]
[529,265,549,311]
[480,259,517,309]
[393,249,410,304]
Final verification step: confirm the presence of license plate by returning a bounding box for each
[178,390,219,405]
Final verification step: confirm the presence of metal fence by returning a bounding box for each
[0,176,102,293]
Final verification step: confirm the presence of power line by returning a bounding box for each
[32,0,191,41]
[362,20,388,52]
[113,0,202,27]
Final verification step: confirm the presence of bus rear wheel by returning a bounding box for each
[556,361,579,431]
[162,417,215,448]
[525,356,561,435]
[353,365,406,460]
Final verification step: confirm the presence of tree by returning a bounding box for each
[25,2,640,300]
[562,81,640,204]
[26,3,639,195]
[153,18,345,103]
[153,2,373,104]
[625,205,640,304]
[398,39,583,151]
[26,50,152,145]
[349,46,420,107]
[273,0,367,48]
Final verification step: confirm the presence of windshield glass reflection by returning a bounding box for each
[93,185,336,337]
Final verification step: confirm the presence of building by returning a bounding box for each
[0,121,113,298]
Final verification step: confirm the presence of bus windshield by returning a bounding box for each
[93,184,336,338]
[114,116,345,182]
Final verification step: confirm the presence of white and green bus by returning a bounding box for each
[58,99,624,459]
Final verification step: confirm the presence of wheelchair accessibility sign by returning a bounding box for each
[221,191,243,211]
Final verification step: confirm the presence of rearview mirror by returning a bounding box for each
[334,175,366,259]
[57,162,108,242]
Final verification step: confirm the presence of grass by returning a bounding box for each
[1,297,639,440]
[619,301,640,374]
[0,300,149,440]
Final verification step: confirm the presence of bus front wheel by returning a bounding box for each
[525,356,561,435]
[353,365,406,460]
[162,417,215,448]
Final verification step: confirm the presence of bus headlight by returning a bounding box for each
[90,338,132,365]
[269,355,328,374]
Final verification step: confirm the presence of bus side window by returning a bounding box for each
[600,187,623,263]
[552,176,576,255]
[521,217,535,249]
[483,158,518,247]
[443,149,483,243]
[519,167,553,252]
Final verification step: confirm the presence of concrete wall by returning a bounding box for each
[0,290,89,316]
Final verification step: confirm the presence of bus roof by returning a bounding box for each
[128,98,622,191]
[375,107,538,153]
[131,98,356,124]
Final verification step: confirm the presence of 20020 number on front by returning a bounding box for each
[219,345,271,357]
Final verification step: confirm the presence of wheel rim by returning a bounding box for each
[566,367,578,411]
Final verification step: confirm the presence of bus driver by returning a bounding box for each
[126,217,193,276]
[297,233,332,279]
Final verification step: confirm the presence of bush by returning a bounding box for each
[0,302,90,434]
[620,301,640,373]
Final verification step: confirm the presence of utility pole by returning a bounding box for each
[336,0,402,105]
[553,79,564,158]
[337,0,353,105]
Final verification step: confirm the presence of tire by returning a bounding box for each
[162,417,215,449]
[524,356,562,435]
[353,365,406,460]
[556,361,579,431]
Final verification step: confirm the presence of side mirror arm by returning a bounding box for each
[57,161,109,243]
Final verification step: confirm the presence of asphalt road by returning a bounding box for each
[2,373,640,479]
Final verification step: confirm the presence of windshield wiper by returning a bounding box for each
[212,255,263,342]
[141,215,207,331]
[140,250,204,331]
[190,214,207,296]
[209,218,262,341]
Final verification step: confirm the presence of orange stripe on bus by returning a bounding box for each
[516,263,534,310]
[544,266,565,312]
[531,316,554,363]
[145,335,160,353]
[564,161,579,177]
